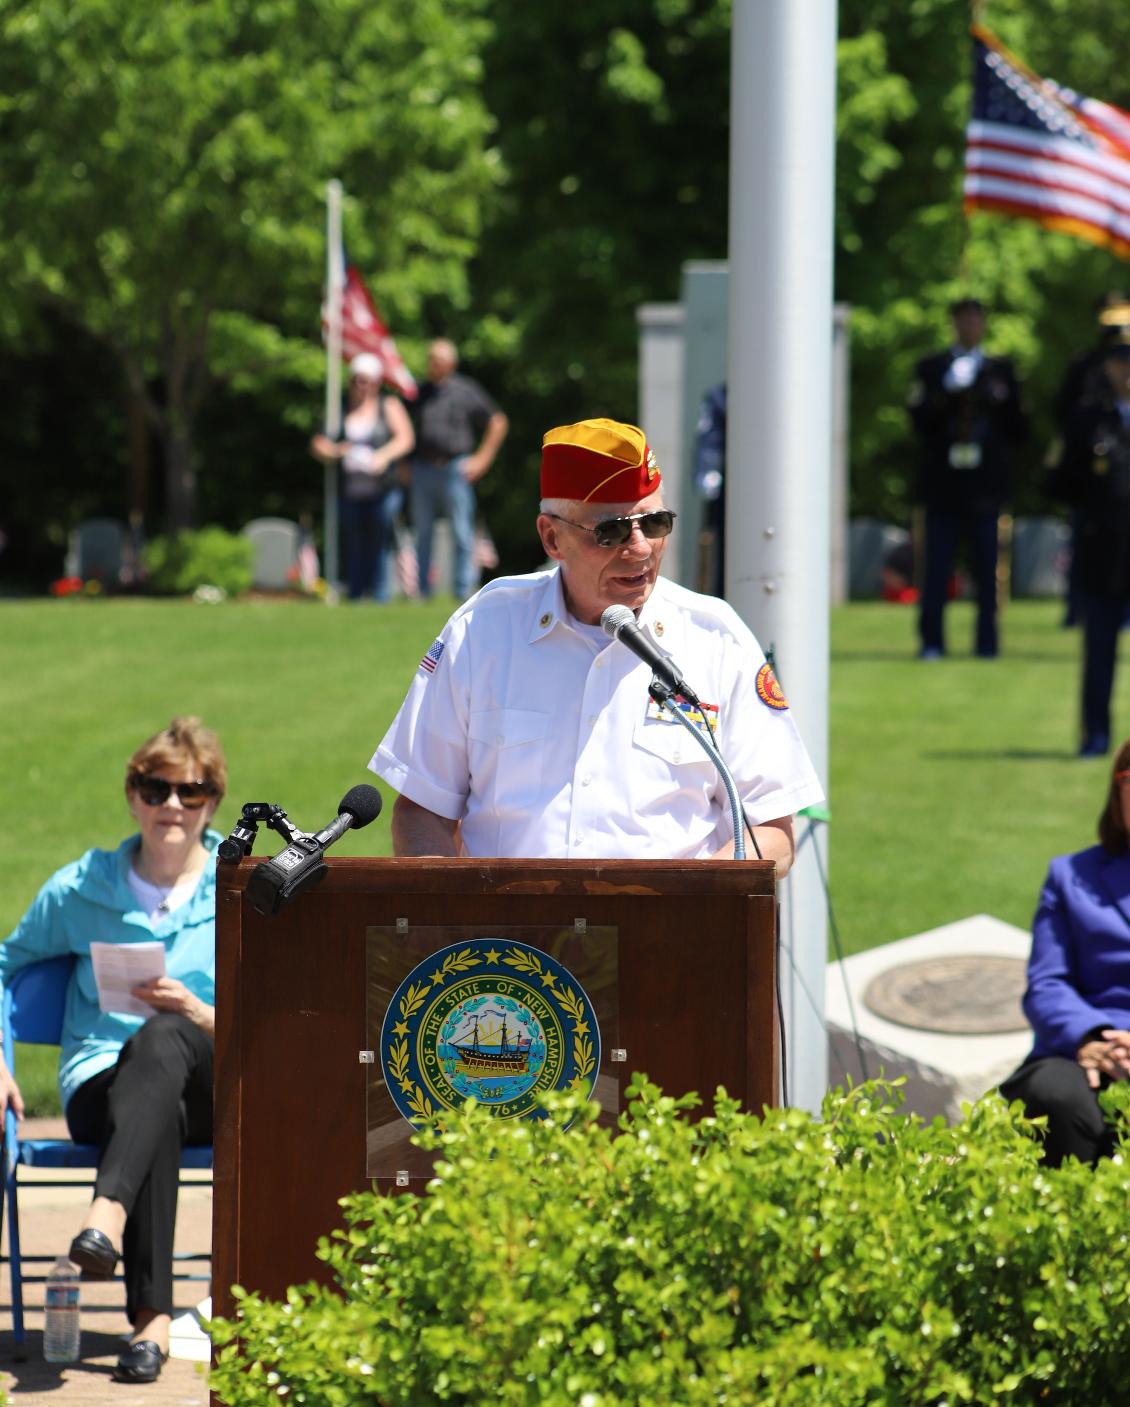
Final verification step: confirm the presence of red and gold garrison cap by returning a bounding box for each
[540,418,661,503]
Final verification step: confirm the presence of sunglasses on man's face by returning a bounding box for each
[130,774,217,809]
[548,509,677,548]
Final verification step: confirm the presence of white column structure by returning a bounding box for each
[636,303,687,584]
[726,1,838,1112]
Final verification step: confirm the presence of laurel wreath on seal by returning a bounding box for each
[503,946,595,1085]
[388,1036,437,1123]
[429,947,482,984]
[386,952,484,1124]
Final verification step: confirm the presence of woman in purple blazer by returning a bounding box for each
[1000,742,1130,1165]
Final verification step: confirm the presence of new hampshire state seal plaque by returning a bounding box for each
[380,938,601,1129]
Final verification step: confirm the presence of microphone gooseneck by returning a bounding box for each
[600,605,749,860]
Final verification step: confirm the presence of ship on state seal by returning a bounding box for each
[450,1010,532,1077]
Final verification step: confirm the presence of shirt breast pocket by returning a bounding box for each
[467,709,551,816]
[632,716,716,775]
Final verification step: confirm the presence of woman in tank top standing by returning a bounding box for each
[310,352,415,601]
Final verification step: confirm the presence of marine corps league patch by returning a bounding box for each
[380,939,600,1128]
[755,662,788,710]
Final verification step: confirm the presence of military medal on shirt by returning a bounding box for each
[646,694,719,733]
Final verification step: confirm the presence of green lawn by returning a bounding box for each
[0,592,1115,1111]
[828,597,1105,952]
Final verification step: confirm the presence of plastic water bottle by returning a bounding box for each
[43,1256,80,1363]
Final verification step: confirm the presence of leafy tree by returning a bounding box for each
[0,0,499,532]
[837,0,1130,520]
[472,0,1130,545]
[468,1,945,557]
[471,0,732,567]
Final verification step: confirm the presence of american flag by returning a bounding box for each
[322,264,418,401]
[418,639,445,676]
[963,24,1130,260]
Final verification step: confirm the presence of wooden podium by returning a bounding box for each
[212,857,777,1321]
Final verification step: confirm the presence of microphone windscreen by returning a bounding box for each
[337,783,384,829]
[601,604,635,639]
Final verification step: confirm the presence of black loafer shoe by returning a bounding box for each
[113,1340,168,1384]
[67,1227,120,1279]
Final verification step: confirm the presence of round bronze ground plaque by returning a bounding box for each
[862,955,1028,1034]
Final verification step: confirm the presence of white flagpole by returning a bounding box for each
[727,1,835,1114]
[324,179,344,595]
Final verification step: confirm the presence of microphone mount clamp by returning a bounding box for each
[217,802,310,865]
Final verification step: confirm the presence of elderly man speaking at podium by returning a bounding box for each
[369,418,822,867]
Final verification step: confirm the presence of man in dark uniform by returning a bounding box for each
[1054,293,1130,627]
[907,298,1027,659]
[693,381,727,597]
[1049,338,1130,757]
[1056,292,1130,428]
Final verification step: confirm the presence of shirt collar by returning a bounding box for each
[528,568,569,643]
[528,567,679,650]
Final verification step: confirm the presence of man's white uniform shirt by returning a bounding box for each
[370,569,824,859]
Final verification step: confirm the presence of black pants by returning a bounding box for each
[919,507,1000,657]
[999,1056,1116,1167]
[1079,589,1129,747]
[66,1013,213,1322]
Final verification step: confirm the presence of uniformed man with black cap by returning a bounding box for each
[370,418,823,866]
[1053,293,1130,628]
[1055,292,1130,430]
[908,298,1028,659]
[1049,334,1130,756]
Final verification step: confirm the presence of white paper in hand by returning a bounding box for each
[90,942,167,1017]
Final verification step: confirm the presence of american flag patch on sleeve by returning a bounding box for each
[418,639,446,676]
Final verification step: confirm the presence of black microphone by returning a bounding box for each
[601,604,700,704]
[246,785,383,917]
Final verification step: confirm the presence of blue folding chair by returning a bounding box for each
[2,955,212,1348]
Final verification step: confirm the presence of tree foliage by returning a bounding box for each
[5,1,1130,581]
[838,0,1130,519]
[0,0,498,531]
[467,0,732,567]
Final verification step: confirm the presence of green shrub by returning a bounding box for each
[209,1077,1130,1406]
[142,527,254,597]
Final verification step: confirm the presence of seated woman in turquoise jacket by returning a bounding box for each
[0,716,225,1385]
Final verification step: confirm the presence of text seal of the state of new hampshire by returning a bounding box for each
[380,939,600,1127]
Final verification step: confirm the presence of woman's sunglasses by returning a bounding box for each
[129,774,217,809]
[546,509,677,548]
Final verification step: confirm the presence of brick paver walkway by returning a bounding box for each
[0,1120,213,1405]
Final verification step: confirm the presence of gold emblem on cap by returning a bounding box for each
[646,448,658,479]
[539,612,552,628]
